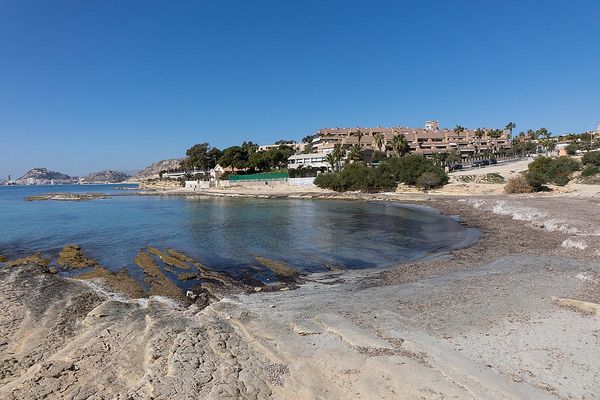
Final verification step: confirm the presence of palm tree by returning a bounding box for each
[351,129,364,146]
[453,125,466,140]
[325,153,336,172]
[373,132,385,152]
[392,134,410,157]
[349,144,363,162]
[331,143,344,171]
[505,122,516,138]
[474,128,485,154]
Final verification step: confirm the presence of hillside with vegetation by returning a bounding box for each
[135,159,183,180]
[81,170,130,183]
[16,168,73,184]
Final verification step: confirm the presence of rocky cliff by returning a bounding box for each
[134,159,183,180]
[81,170,129,183]
[16,168,73,184]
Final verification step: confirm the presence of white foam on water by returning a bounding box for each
[561,238,588,250]
[577,272,600,284]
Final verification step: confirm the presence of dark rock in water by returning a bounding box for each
[255,256,302,280]
[26,193,108,201]
[147,247,192,270]
[167,248,195,263]
[178,272,198,281]
[5,253,50,268]
[57,245,98,269]
[135,250,187,302]
[0,254,6,263]
[76,266,146,298]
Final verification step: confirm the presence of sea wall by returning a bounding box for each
[288,177,316,186]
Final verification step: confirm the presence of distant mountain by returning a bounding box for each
[16,168,73,184]
[134,159,183,180]
[81,170,130,183]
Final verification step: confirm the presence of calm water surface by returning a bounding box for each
[0,184,478,279]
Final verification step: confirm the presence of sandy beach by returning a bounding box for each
[1,186,599,399]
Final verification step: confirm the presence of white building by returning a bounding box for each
[287,153,329,169]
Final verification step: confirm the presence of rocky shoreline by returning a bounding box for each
[1,193,599,398]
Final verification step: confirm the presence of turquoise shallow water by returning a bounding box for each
[0,184,478,280]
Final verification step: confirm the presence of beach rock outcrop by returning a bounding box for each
[26,193,108,201]
[5,253,50,268]
[255,256,302,280]
[57,245,98,269]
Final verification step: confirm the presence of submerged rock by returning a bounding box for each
[26,193,108,201]
[5,253,50,268]
[178,272,198,281]
[76,266,146,298]
[167,248,195,263]
[0,254,6,263]
[255,256,302,280]
[147,247,192,270]
[57,245,98,269]
[135,250,186,302]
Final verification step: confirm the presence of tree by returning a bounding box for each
[474,129,485,153]
[241,141,258,156]
[488,129,503,139]
[453,125,465,139]
[446,149,462,164]
[565,143,578,156]
[351,129,364,145]
[302,135,314,153]
[348,144,363,162]
[184,143,218,179]
[218,146,248,173]
[536,128,551,140]
[326,153,337,172]
[505,122,516,138]
[331,143,345,171]
[373,132,385,152]
[392,134,410,157]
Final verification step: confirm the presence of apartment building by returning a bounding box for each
[311,121,511,159]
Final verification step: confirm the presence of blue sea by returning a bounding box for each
[0,184,478,280]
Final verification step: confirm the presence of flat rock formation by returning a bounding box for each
[26,193,108,201]
[57,245,98,269]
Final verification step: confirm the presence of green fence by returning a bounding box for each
[229,172,289,182]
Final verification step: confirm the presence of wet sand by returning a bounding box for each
[1,192,599,399]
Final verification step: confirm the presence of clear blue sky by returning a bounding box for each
[1,0,599,178]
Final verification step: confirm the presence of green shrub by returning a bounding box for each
[546,157,580,185]
[525,171,548,192]
[385,155,448,186]
[416,171,444,190]
[582,165,600,177]
[482,173,505,183]
[314,163,397,192]
[565,143,578,155]
[527,156,580,186]
[528,157,553,176]
[582,151,600,166]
